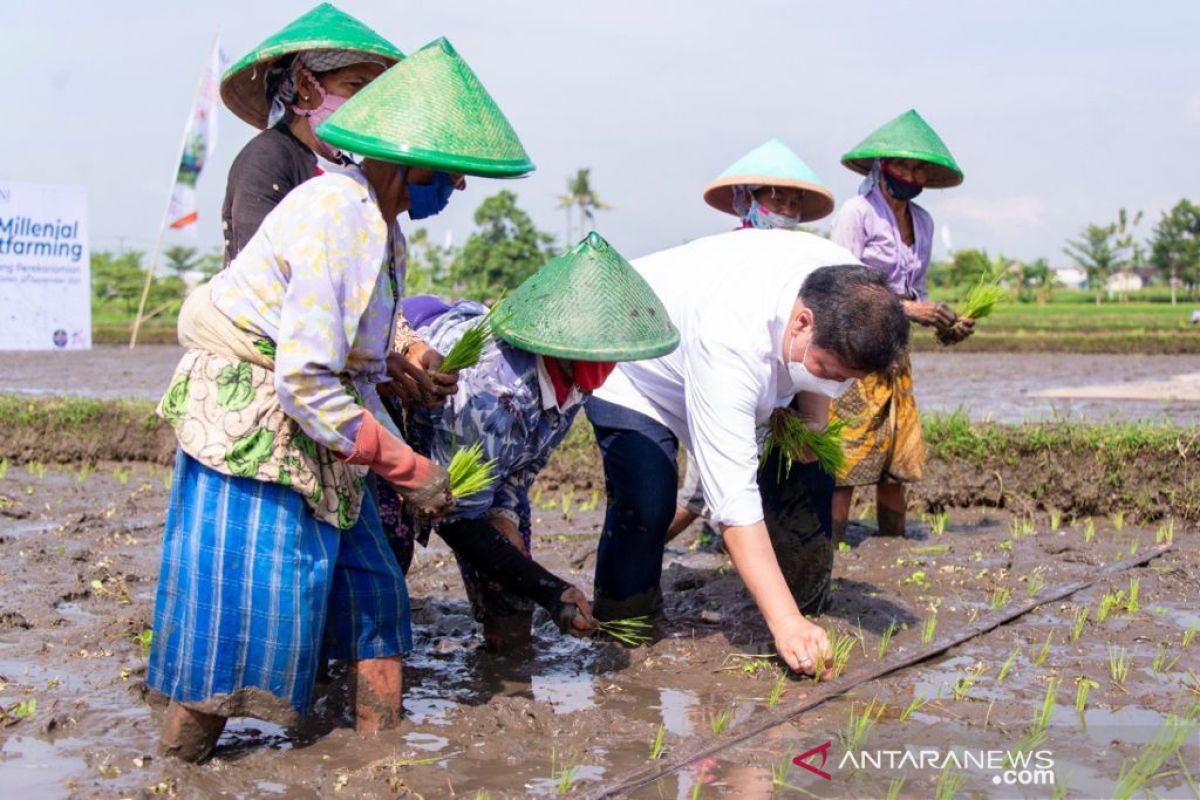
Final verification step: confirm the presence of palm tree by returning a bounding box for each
[556,168,610,248]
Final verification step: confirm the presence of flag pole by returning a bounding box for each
[130,34,218,349]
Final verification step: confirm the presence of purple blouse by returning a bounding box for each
[830,185,934,301]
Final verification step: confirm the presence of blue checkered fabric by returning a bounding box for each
[148,450,411,721]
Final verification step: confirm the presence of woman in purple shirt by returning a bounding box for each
[829,110,973,543]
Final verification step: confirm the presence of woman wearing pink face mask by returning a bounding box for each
[218,4,402,267]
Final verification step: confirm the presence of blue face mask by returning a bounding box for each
[882,169,923,202]
[405,170,455,220]
[746,197,801,230]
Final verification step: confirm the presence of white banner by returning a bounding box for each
[166,36,226,233]
[0,180,91,350]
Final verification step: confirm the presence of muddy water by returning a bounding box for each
[1,464,1197,797]
[3,347,1200,424]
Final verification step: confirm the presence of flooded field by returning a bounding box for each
[0,463,1196,798]
[2,346,1199,424]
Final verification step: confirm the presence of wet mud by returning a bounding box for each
[1,464,1197,798]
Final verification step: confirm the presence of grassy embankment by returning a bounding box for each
[3,394,1195,524]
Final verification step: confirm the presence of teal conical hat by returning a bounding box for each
[221,3,403,129]
[316,37,534,178]
[703,138,835,222]
[494,232,679,361]
[841,109,963,188]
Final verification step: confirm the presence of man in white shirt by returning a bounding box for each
[586,229,909,674]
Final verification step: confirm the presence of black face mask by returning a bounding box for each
[883,169,923,201]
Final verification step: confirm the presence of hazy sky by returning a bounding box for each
[4,1,1198,267]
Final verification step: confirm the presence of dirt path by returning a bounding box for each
[1,465,1196,798]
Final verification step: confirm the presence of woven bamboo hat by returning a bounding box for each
[221,3,403,129]
[316,37,534,178]
[841,109,963,188]
[494,232,679,361]
[703,139,835,222]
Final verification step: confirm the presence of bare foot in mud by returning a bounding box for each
[160,701,226,763]
[352,656,403,736]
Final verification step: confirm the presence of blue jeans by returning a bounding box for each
[586,397,834,620]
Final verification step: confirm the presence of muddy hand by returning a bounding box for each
[396,462,454,518]
[417,347,460,402]
[559,586,595,637]
[384,351,437,406]
[772,615,832,677]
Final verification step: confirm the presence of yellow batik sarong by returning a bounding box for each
[830,351,925,487]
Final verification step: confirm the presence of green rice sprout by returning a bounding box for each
[960,271,1007,320]
[1033,632,1053,667]
[828,628,856,679]
[922,611,938,645]
[843,698,883,751]
[934,762,966,800]
[1113,715,1198,800]
[899,694,928,722]
[1152,644,1180,675]
[550,748,578,796]
[767,673,788,709]
[876,620,897,660]
[1026,568,1047,598]
[1071,607,1090,642]
[1111,510,1125,532]
[953,669,981,702]
[1128,538,1139,557]
[649,724,666,760]
[1083,517,1096,543]
[447,442,498,499]
[0,457,8,479]
[1183,623,1197,649]
[709,708,732,735]
[1109,646,1130,685]
[1156,519,1175,545]
[761,410,848,478]
[595,616,653,647]
[1125,578,1140,614]
[769,757,790,787]
[439,299,506,373]
[1049,510,1062,531]
[990,587,1011,610]
[1075,677,1099,714]
[1033,676,1060,733]
[999,647,1021,682]
[1098,589,1126,623]
[929,510,948,536]
[885,777,906,800]
[12,698,36,720]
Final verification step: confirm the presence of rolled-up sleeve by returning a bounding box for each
[682,334,768,527]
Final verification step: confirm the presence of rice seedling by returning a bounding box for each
[929,510,949,536]
[12,698,37,720]
[933,762,966,800]
[1097,589,1126,622]
[760,412,848,478]
[998,539,1014,552]
[767,673,788,709]
[1125,578,1140,614]
[912,544,949,556]
[550,749,578,796]
[903,569,931,590]
[561,489,575,520]
[1154,518,1175,546]
[1184,623,1197,649]
[1112,715,1197,800]
[447,442,498,499]
[649,724,666,760]
[1083,517,1096,543]
[769,757,789,787]
[26,460,47,479]
[0,457,8,479]
[885,777,906,800]
[837,541,852,554]
[113,466,130,486]
[595,616,653,647]
[1109,646,1130,686]
[76,463,93,483]
[1152,644,1181,675]
[922,611,938,645]
[1075,677,1099,713]
[988,587,1010,610]
[828,628,856,679]
[1111,510,1125,532]
[843,698,883,751]
[953,668,981,702]
[439,300,506,373]
[1033,632,1053,667]
[133,628,153,659]
[899,694,928,722]
[960,271,1007,320]
[1128,538,1139,557]
[1071,607,1090,642]
[1032,676,1060,733]
[876,620,897,660]
[1026,568,1047,598]
[1049,510,1062,531]
[709,708,732,735]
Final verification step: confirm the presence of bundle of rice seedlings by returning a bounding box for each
[439,299,506,373]
[595,616,653,647]
[960,273,1007,320]
[761,410,848,478]
[447,441,498,499]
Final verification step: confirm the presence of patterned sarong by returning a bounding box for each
[830,351,925,487]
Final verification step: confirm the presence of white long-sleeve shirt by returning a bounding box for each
[592,229,860,527]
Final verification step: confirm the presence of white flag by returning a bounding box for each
[167,36,227,232]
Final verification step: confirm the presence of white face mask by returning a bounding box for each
[787,334,854,398]
[747,197,801,230]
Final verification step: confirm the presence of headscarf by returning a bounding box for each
[858,158,883,195]
[264,49,389,128]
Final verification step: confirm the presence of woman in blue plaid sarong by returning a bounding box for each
[148,39,537,761]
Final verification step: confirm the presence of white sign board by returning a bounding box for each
[0,180,91,350]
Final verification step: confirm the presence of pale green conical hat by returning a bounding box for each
[703,138,835,222]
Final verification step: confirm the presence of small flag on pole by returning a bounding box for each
[166,36,227,232]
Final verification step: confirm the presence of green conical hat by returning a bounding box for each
[841,109,963,188]
[494,232,679,361]
[703,138,835,222]
[221,3,404,129]
[316,37,534,178]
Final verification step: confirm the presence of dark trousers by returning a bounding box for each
[586,397,834,620]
